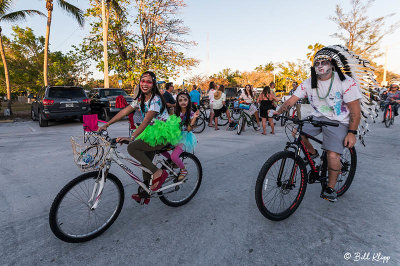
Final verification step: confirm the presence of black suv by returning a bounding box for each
[90,88,134,121]
[31,86,91,127]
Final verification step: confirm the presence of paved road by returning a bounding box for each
[0,117,399,265]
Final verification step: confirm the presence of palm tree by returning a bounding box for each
[43,0,84,86]
[100,0,123,88]
[0,0,44,115]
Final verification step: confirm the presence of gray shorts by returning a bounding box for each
[302,116,348,155]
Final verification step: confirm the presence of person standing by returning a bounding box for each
[208,81,217,127]
[212,85,233,130]
[288,81,303,118]
[258,86,279,135]
[163,82,176,114]
[190,84,201,111]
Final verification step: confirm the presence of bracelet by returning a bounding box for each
[347,130,357,135]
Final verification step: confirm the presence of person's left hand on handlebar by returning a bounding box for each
[116,137,131,145]
[344,133,357,148]
[98,123,109,132]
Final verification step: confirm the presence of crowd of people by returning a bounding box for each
[97,44,395,204]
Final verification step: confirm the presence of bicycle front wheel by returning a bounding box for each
[159,152,202,207]
[335,147,357,197]
[384,109,391,128]
[49,172,124,243]
[237,115,245,135]
[255,151,307,221]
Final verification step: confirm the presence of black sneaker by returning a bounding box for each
[303,150,319,164]
[320,187,337,202]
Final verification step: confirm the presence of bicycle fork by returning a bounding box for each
[89,166,109,210]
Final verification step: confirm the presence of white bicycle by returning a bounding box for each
[49,131,202,243]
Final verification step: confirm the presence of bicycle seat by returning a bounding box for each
[156,144,175,153]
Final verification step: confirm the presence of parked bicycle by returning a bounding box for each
[49,131,202,242]
[255,115,357,221]
[236,103,259,135]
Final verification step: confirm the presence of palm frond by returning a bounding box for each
[0,10,45,22]
[0,0,13,15]
[57,0,84,26]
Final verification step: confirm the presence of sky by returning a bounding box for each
[3,0,400,83]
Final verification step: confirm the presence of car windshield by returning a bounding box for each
[48,87,86,98]
[99,89,128,97]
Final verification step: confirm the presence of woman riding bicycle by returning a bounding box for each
[239,84,261,130]
[99,71,181,201]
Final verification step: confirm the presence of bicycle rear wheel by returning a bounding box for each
[159,152,202,207]
[237,115,245,135]
[49,172,124,243]
[192,116,205,134]
[384,109,391,128]
[218,112,229,126]
[335,147,357,197]
[255,151,307,221]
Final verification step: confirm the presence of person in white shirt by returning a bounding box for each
[275,49,362,202]
[239,84,261,130]
[212,85,233,130]
[207,81,217,127]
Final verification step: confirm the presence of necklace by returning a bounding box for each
[316,74,334,99]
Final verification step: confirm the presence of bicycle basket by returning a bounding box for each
[71,135,111,172]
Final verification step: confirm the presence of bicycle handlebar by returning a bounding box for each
[273,114,339,127]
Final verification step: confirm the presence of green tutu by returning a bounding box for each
[136,115,182,147]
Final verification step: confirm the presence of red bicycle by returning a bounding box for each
[383,103,396,128]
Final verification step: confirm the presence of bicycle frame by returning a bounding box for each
[89,145,185,210]
[283,127,328,186]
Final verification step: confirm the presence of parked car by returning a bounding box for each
[90,88,134,121]
[31,86,91,127]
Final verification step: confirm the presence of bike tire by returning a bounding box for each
[237,115,245,135]
[255,151,308,221]
[335,147,357,197]
[192,116,206,134]
[159,152,202,207]
[251,116,259,131]
[218,112,229,126]
[49,172,124,243]
[384,110,391,128]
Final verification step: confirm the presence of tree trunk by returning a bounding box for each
[44,0,53,87]
[0,27,12,115]
[102,0,109,88]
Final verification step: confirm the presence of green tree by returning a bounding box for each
[43,0,84,86]
[276,60,309,92]
[0,27,90,96]
[330,0,399,60]
[81,0,198,88]
[0,0,44,114]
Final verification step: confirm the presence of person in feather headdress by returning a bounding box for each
[275,46,362,202]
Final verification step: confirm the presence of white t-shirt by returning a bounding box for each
[208,89,216,104]
[240,91,254,104]
[293,72,362,124]
[213,93,226,110]
[130,95,169,122]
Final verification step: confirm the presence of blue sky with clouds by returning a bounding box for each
[4,0,400,82]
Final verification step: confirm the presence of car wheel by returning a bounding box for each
[39,111,49,127]
[31,108,38,121]
[102,108,110,122]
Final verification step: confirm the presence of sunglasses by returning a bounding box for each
[314,60,330,67]
[140,80,153,85]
